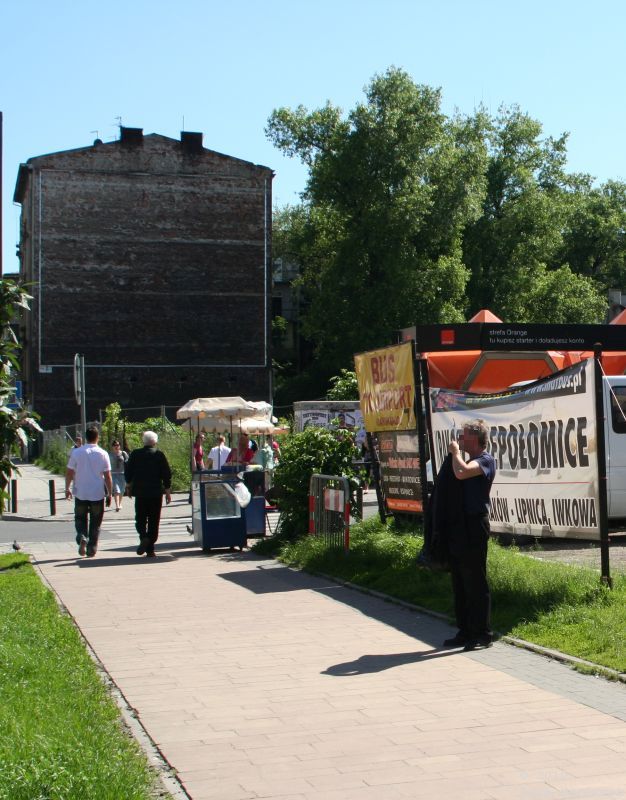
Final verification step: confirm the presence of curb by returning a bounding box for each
[306,568,626,685]
[30,555,191,800]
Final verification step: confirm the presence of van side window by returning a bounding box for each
[610,387,626,434]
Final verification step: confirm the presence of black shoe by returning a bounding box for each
[443,633,468,648]
[86,544,97,558]
[137,538,149,556]
[463,638,493,652]
[77,537,87,557]
[145,550,156,558]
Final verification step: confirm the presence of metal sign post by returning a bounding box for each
[73,353,87,437]
[594,346,612,588]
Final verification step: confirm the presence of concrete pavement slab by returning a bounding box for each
[24,535,626,800]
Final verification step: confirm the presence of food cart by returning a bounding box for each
[176,397,276,551]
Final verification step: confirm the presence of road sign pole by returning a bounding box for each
[80,355,87,436]
[74,353,87,436]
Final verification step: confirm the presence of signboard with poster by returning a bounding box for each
[354,342,416,432]
[428,360,601,540]
[355,341,428,516]
[293,402,365,440]
[377,430,423,513]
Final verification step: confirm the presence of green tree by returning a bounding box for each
[326,369,359,400]
[522,265,607,323]
[559,180,626,293]
[267,68,487,375]
[462,106,607,322]
[0,280,41,511]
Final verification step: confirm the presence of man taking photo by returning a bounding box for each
[444,419,496,652]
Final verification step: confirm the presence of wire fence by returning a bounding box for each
[308,473,350,553]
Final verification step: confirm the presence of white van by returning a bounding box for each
[605,376,626,519]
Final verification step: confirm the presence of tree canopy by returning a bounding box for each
[268,68,623,389]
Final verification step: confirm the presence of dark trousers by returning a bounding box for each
[449,514,492,640]
[134,496,163,547]
[74,498,104,547]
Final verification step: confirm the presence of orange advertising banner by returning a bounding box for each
[354,342,416,432]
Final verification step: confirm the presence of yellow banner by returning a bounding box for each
[354,342,416,432]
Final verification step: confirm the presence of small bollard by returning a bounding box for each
[49,479,56,516]
[11,479,17,513]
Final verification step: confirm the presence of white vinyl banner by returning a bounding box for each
[429,360,601,540]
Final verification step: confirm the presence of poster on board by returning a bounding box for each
[428,360,601,540]
[377,430,423,513]
[354,342,416,432]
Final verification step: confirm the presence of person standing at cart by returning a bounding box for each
[225,434,255,467]
[208,435,231,471]
[192,433,206,471]
[125,431,172,557]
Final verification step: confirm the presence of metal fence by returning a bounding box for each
[42,422,100,453]
[308,474,350,553]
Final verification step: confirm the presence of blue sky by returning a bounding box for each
[2,0,626,274]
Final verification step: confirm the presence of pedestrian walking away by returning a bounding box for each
[125,431,172,557]
[444,419,496,652]
[108,439,129,511]
[65,426,112,558]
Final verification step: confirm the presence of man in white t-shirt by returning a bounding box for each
[65,426,112,558]
[208,435,231,471]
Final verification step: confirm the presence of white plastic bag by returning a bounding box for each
[233,481,251,508]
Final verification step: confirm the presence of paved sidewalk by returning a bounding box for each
[3,463,191,523]
[28,537,626,800]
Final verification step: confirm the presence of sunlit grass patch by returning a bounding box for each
[0,553,160,800]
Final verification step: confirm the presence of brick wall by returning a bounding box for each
[15,133,273,427]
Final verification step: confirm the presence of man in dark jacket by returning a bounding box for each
[125,431,172,557]
[444,419,496,652]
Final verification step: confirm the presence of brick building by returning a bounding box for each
[13,128,273,427]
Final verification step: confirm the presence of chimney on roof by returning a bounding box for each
[180,131,203,153]
[120,126,144,145]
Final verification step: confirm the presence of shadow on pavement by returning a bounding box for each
[216,553,453,651]
[322,648,459,676]
[73,553,174,569]
[218,563,344,594]
[32,556,82,566]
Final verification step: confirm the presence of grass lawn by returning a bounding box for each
[0,553,161,800]
[255,518,626,674]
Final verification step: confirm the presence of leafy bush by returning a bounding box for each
[0,281,42,512]
[36,435,72,475]
[273,425,360,540]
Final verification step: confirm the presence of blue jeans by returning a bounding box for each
[74,498,105,548]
